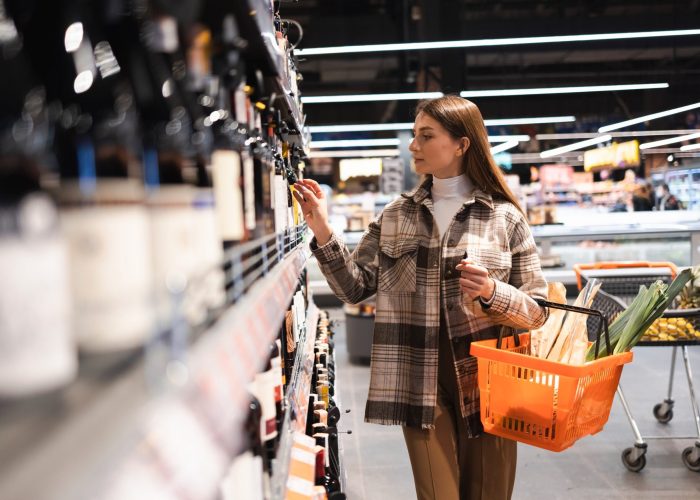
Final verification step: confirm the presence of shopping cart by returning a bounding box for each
[575,261,700,472]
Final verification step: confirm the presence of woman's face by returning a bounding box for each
[409,112,468,179]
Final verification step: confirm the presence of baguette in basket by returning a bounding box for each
[530,280,601,364]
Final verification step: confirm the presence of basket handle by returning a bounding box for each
[495,325,521,350]
[533,298,612,360]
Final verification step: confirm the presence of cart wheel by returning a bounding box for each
[652,402,674,424]
[622,447,646,472]
[681,446,700,472]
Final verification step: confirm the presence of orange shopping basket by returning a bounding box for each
[470,298,633,452]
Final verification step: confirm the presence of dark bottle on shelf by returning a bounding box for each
[248,348,281,471]
[236,392,269,499]
[271,339,285,425]
[251,137,275,239]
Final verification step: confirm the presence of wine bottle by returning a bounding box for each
[0,152,77,397]
[220,394,266,500]
[210,119,247,245]
[246,379,274,498]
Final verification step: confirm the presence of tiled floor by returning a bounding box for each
[328,308,700,500]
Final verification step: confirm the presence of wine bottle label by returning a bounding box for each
[268,166,276,210]
[149,185,197,327]
[252,369,278,442]
[0,212,76,396]
[241,150,256,232]
[294,291,306,328]
[233,84,248,126]
[61,203,155,352]
[211,149,245,241]
[272,339,283,402]
[274,174,288,233]
[191,189,225,311]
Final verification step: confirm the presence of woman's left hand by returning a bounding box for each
[456,259,496,301]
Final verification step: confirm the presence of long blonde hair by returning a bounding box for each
[416,96,524,215]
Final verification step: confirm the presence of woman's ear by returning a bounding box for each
[459,137,470,156]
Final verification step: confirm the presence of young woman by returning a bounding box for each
[293,95,547,500]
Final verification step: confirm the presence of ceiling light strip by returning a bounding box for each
[680,143,700,152]
[639,132,700,150]
[302,92,443,104]
[639,149,700,156]
[297,29,700,56]
[535,130,700,140]
[308,149,400,158]
[303,83,666,104]
[599,102,700,133]
[488,135,530,142]
[311,139,400,148]
[461,83,667,98]
[540,135,612,158]
[309,123,414,133]
[308,116,576,133]
[490,140,520,154]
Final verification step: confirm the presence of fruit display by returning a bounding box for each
[678,270,700,309]
[640,266,700,343]
[642,317,700,342]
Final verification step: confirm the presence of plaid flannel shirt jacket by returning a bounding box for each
[311,177,548,434]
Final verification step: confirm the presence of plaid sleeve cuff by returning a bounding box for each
[480,279,511,313]
[310,232,344,263]
[478,284,497,308]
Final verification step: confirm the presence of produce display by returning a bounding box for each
[641,266,700,342]
[587,267,694,360]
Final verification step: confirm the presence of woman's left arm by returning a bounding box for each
[480,213,548,330]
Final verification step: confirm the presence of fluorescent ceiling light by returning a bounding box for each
[599,102,700,133]
[490,140,520,154]
[308,149,400,158]
[638,148,700,156]
[308,116,575,133]
[536,129,700,140]
[639,132,700,150]
[485,116,575,125]
[680,143,700,152]
[488,135,530,142]
[540,135,612,158]
[310,135,527,146]
[304,83,666,104]
[302,92,443,104]
[297,29,700,56]
[309,123,414,133]
[311,139,400,148]
[461,83,667,98]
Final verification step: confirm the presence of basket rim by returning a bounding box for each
[470,332,633,376]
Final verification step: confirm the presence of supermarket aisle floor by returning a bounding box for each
[328,308,700,500]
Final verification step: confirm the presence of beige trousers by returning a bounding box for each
[402,394,517,500]
[402,314,516,500]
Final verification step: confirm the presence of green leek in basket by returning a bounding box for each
[586,268,693,361]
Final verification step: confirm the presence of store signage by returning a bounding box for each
[583,140,640,171]
[540,164,574,186]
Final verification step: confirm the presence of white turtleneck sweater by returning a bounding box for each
[431,174,473,238]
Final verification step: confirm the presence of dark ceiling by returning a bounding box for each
[282,0,700,131]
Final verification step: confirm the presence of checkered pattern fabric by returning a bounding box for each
[311,176,548,433]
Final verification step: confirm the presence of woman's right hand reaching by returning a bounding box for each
[292,179,333,246]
